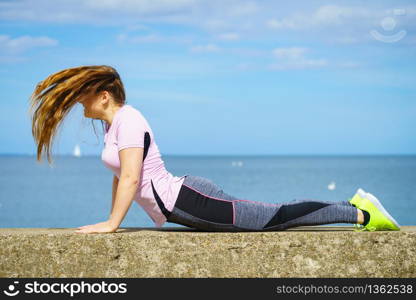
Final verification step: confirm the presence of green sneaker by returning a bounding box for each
[349,188,400,231]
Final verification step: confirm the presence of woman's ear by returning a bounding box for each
[100,90,111,105]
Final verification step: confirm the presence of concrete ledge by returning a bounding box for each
[1,226,415,278]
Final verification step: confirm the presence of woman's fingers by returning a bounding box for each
[74,221,114,234]
[77,224,92,229]
[75,225,98,233]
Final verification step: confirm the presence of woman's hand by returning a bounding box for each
[75,221,117,234]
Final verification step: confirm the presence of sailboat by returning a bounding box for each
[73,144,81,157]
[327,181,336,191]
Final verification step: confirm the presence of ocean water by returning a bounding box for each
[0,155,414,229]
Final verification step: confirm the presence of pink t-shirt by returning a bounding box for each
[101,104,186,227]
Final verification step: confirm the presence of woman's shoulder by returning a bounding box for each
[118,104,143,120]
[117,104,151,130]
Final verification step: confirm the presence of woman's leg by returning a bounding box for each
[167,175,359,231]
[259,199,358,230]
[166,175,241,231]
[233,198,358,231]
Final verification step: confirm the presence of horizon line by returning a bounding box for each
[0,153,415,157]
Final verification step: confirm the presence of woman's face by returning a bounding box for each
[77,92,104,119]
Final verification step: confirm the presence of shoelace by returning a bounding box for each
[353,223,377,232]
[353,224,366,232]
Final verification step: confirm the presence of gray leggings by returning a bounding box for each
[165,175,358,231]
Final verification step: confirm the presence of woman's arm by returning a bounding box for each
[75,148,143,234]
[110,175,119,219]
[108,147,144,230]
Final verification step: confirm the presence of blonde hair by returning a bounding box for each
[28,65,125,165]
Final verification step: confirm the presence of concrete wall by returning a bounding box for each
[1,226,415,277]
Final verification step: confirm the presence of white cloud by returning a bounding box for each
[217,32,240,41]
[272,47,307,60]
[266,4,413,33]
[190,44,221,53]
[266,18,297,30]
[225,1,259,17]
[269,46,359,70]
[314,5,369,25]
[228,47,267,57]
[117,33,163,43]
[117,32,194,45]
[269,59,328,70]
[267,5,374,30]
[0,0,261,34]
[270,47,328,70]
[0,0,199,24]
[0,35,58,54]
[1,1,414,47]
[84,0,197,13]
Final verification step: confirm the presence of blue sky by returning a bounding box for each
[0,0,415,156]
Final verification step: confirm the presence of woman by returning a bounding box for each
[29,65,400,234]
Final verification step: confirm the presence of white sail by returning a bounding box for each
[327,181,336,191]
[73,144,81,157]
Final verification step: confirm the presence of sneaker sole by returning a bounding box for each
[357,188,400,229]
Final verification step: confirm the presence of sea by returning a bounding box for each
[0,155,414,229]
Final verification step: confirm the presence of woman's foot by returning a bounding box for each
[349,188,400,231]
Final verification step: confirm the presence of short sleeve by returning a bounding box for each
[116,111,145,151]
